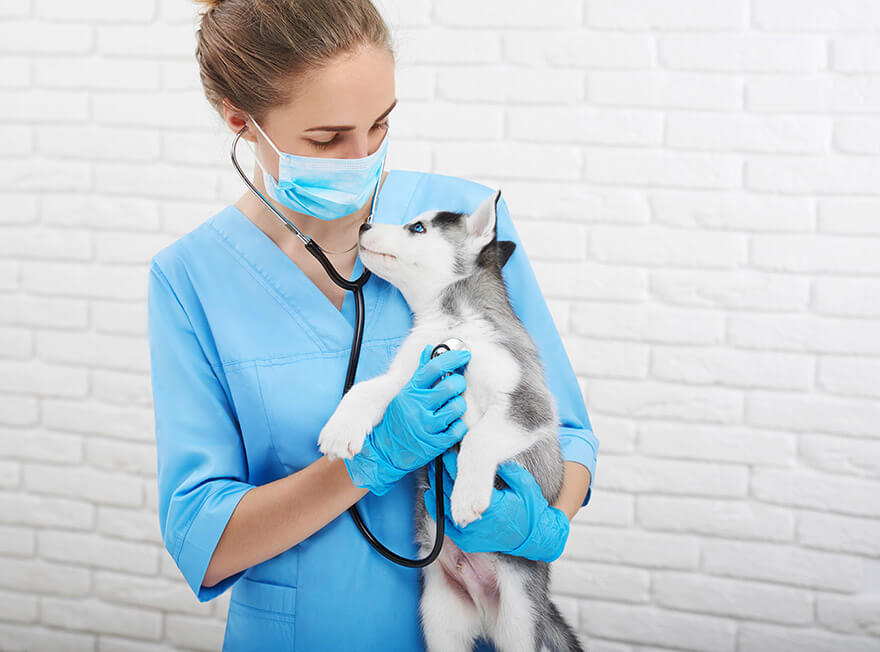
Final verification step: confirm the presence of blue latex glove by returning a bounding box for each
[344,345,471,496]
[423,448,570,563]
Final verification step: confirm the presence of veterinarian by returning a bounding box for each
[147,1,598,650]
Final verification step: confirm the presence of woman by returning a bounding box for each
[147,0,598,650]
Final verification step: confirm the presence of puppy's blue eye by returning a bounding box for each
[409,221,425,233]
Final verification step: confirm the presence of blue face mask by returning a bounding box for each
[247,114,390,221]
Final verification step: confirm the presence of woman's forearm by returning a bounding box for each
[203,455,369,588]
[552,461,591,522]
[205,456,591,588]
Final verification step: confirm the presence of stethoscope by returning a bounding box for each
[231,123,448,568]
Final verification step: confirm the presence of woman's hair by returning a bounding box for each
[193,0,395,124]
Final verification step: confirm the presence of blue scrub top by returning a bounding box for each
[147,169,598,651]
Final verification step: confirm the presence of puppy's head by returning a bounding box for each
[358,189,516,304]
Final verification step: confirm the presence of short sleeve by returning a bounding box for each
[495,197,598,508]
[148,260,256,601]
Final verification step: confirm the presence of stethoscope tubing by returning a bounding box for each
[231,124,445,567]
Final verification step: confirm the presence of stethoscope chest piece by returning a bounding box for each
[432,337,468,381]
[431,337,467,358]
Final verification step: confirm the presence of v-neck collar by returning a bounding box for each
[207,169,419,353]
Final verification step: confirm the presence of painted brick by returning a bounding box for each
[5,5,880,648]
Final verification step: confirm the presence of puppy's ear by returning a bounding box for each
[497,240,516,268]
[466,189,501,247]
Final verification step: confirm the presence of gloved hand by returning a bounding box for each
[344,345,471,496]
[423,448,570,563]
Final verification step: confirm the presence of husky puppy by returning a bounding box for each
[318,190,585,652]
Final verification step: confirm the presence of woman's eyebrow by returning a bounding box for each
[304,99,397,132]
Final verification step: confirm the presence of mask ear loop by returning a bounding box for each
[247,114,282,156]
[366,134,387,226]
[245,114,284,187]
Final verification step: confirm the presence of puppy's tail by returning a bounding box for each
[543,598,586,652]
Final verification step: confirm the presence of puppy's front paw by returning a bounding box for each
[318,412,371,460]
[449,478,492,528]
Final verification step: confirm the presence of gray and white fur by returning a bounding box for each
[318,190,586,652]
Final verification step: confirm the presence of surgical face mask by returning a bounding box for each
[247,114,390,221]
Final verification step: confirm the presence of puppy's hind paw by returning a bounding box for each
[450,485,491,529]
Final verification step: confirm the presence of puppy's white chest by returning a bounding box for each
[414,309,520,422]
[461,338,518,425]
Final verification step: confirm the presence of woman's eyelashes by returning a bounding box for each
[309,120,389,151]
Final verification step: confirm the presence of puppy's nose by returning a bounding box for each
[359,222,372,233]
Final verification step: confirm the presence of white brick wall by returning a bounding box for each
[1,0,878,650]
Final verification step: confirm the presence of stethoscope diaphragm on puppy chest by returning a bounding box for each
[431,337,468,380]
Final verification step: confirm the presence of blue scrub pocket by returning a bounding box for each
[222,577,296,651]
[257,346,394,474]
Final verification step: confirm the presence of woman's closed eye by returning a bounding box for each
[309,120,389,151]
